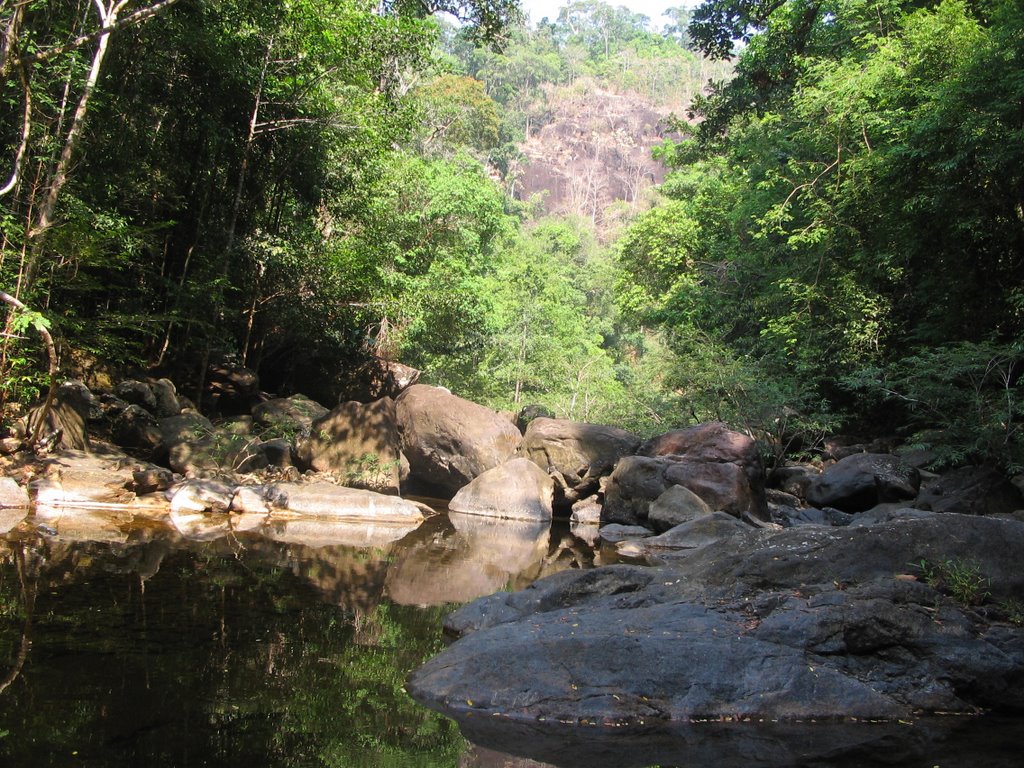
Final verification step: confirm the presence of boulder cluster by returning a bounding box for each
[3,366,1024,731]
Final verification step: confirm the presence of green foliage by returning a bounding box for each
[414,74,501,155]
[0,540,465,766]
[345,452,401,493]
[914,557,992,606]
[476,215,635,423]
[843,342,1023,471]
[999,598,1024,627]
[611,0,1024,460]
[0,305,49,418]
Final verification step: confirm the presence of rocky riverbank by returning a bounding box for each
[409,514,1024,724]
[2,363,1023,729]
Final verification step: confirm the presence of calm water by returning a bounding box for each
[0,507,1020,767]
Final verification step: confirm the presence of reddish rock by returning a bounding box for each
[396,385,522,496]
[603,422,767,527]
[295,397,401,494]
[520,417,639,507]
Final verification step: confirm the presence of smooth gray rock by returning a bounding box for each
[598,523,653,543]
[647,484,712,532]
[620,512,749,556]
[449,458,554,522]
[915,465,1023,516]
[806,453,920,512]
[410,515,1024,724]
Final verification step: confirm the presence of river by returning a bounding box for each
[0,508,1018,767]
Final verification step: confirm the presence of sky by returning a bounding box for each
[518,0,698,27]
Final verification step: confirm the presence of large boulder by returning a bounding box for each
[150,378,182,418]
[158,411,215,453]
[646,484,713,532]
[295,398,401,494]
[168,430,267,475]
[114,380,159,413]
[645,422,766,511]
[914,465,1023,516]
[396,385,522,496]
[29,450,139,506]
[337,357,422,402]
[769,462,821,499]
[616,512,751,559]
[602,422,766,527]
[112,404,163,452]
[519,418,639,507]
[252,394,328,436]
[0,507,27,533]
[112,378,181,419]
[23,380,92,451]
[169,478,234,513]
[0,477,29,508]
[205,362,259,415]
[168,481,233,540]
[449,458,555,522]
[806,453,920,512]
[409,515,1024,727]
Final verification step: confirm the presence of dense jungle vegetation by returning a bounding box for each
[0,0,1021,470]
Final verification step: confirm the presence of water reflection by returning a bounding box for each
[4,508,1016,768]
[0,510,596,767]
[0,509,26,535]
[262,516,422,549]
[386,514,550,606]
[32,505,135,542]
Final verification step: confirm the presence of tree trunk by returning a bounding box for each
[195,35,274,407]
[25,1,130,287]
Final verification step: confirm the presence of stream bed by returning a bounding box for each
[0,509,1019,767]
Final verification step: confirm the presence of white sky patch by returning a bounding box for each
[518,0,700,28]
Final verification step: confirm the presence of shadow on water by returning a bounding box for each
[452,711,1024,767]
[0,510,1020,767]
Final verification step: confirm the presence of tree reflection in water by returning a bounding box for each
[0,513,595,767]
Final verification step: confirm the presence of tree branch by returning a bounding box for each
[0,61,31,197]
[9,0,181,69]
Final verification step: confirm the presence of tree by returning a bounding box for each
[611,0,1023,459]
[414,74,501,155]
[661,5,692,46]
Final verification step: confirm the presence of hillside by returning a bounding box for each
[515,82,670,226]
